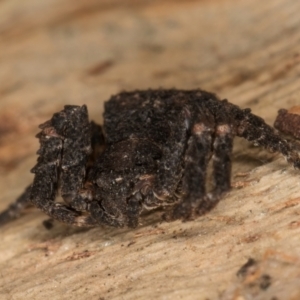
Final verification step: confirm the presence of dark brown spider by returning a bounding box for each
[1,89,300,228]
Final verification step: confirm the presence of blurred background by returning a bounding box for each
[1,0,300,299]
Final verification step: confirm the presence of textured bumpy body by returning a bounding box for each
[1,89,300,228]
[274,106,300,140]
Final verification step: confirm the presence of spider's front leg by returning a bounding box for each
[0,185,32,226]
[41,106,124,228]
[0,106,105,227]
[29,105,98,226]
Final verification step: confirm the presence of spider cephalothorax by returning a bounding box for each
[1,89,299,228]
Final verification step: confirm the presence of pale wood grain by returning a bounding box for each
[1,0,300,299]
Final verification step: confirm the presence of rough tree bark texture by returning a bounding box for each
[0,0,300,299]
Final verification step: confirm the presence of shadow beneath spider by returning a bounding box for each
[25,207,168,242]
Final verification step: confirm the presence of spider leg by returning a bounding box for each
[0,117,105,227]
[165,100,236,221]
[196,123,234,216]
[164,120,213,221]
[125,192,143,228]
[29,105,98,226]
[0,185,32,226]
[235,107,300,168]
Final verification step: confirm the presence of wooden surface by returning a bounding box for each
[1,0,300,299]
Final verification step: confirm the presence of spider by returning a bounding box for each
[1,89,299,228]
